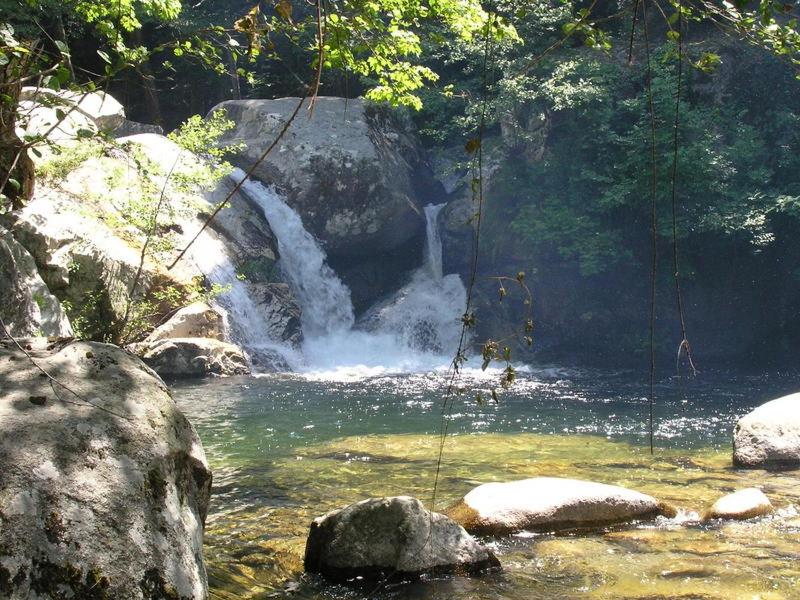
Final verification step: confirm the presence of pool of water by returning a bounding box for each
[173,366,800,599]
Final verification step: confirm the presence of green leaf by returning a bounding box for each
[275,0,293,23]
[54,40,70,56]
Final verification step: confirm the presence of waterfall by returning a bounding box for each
[360,203,467,355]
[184,228,302,371]
[229,168,467,375]
[423,203,445,280]
[229,170,355,338]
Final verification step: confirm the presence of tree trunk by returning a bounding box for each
[0,59,35,210]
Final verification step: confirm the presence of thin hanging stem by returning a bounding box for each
[642,0,658,455]
[669,0,698,376]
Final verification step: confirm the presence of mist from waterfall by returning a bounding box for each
[230,169,467,376]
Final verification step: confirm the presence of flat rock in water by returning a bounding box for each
[304,496,500,582]
[733,392,800,468]
[446,477,673,535]
[704,488,773,520]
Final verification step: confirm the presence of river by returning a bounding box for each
[174,366,800,600]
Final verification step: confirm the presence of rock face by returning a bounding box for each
[249,282,303,347]
[733,393,800,468]
[447,477,672,535]
[0,226,72,337]
[135,337,250,378]
[304,496,500,583]
[147,303,226,342]
[11,187,157,335]
[435,142,503,276]
[212,96,442,312]
[0,338,212,599]
[704,488,773,521]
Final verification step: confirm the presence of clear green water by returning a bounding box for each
[173,367,800,600]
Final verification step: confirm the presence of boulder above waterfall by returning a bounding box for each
[446,477,674,535]
[212,97,438,256]
[304,496,500,582]
[211,97,443,312]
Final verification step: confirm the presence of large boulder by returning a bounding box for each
[134,337,250,378]
[212,97,443,312]
[146,302,226,342]
[304,496,500,583]
[0,338,212,598]
[733,393,800,468]
[19,87,126,130]
[0,226,72,337]
[703,488,773,521]
[446,477,673,535]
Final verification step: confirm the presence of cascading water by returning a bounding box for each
[184,228,302,371]
[364,203,467,355]
[229,168,467,375]
[230,170,355,338]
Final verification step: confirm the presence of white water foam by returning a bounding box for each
[184,228,303,371]
[230,169,468,378]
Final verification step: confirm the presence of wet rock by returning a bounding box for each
[0,338,212,599]
[733,392,800,468]
[206,174,279,282]
[134,337,250,378]
[146,302,226,342]
[0,225,72,337]
[304,496,500,582]
[703,488,773,521]
[446,477,673,535]
[249,282,303,347]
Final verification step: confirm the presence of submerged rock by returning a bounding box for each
[0,338,212,599]
[134,337,249,378]
[733,392,800,468]
[703,488,773,521]
[447,477,673,535]
[304,496,500,582]
[146,302,226,342]
[0,226,72,337]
